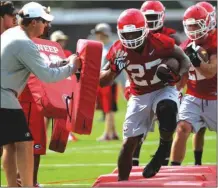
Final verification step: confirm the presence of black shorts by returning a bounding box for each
[0,108,33,147]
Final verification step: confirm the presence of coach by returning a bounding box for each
[0,2,81,187]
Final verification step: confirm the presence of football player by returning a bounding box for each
[131,0,182,167]
[190,1,217,166]
[170,5,217,166]
[99,8,191,180]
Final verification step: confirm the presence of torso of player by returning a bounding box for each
[107,33,175,95]
[181,29,217,100]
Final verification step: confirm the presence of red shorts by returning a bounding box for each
[20,102,47,155]
[97,83,118,113]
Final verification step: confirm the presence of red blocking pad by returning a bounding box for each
[94,181,206,187]
[49,118,69,153]
[112,165,216,174]
[27,38,75,118]
[66,39,102,135]
[93,166,217,187]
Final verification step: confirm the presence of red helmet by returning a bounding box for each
[117,8,149,49]
[196,1,216,31]
[183,5,209,40]
[140,1,165,31]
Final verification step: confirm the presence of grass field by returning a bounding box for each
[0,89,216,187]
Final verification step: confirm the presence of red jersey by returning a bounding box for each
[180,29,217,100]
[158,26,176,36]
[107,33,175,95]
[64,49,72,58]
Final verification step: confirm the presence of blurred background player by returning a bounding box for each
[190,1,217,166]
[91,23,120,141]
[170,5,217,166]
[0,1,18,158]
[131,0,182,167]
[50,30,78,142]
[0,1,18,34]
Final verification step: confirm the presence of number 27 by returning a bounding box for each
[127,59,162,86]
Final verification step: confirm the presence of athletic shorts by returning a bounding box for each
[123,86,179,139]
[0,108,33,147]
[97,83,118,113]
[21,102,47,155]
[179,94,217,133]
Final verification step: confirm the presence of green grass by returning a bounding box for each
[0,89,216,187]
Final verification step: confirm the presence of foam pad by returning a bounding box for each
[66,39,102,134]
[95,181,205,187]
[93,166,217,187]
[28,38,76,118]
[49,118,69,153]
[112,166,214,174]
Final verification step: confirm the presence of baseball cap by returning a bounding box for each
[20,2,54,22]
[50,30,68,42]
[0,1,18,16]
[91,23,112,36]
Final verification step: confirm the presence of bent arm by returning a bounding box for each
[170,33,181,46]
[195,54,217,79]
[17,41,78,83]
[171,44,191,76]
[99,61,117,87]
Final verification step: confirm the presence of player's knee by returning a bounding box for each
[156,99,178,132]
[177,120,192,136]
[196,127,206,137]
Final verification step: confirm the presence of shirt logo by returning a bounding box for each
[149,49,155,55]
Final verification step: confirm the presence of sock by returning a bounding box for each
[194,150,203,165]
[171,161,181,166]
[162,140,172,166]
[132,158,139,166]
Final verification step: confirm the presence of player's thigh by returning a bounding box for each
[29,103,47,155]
[101,85,113,113]
[179,95,206,133]
[123,93,154,139]
[21,102,46,154]
[152,86,180,113]
[0,108,33,147]
[202,100,217,132]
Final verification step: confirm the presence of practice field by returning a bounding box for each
[0,89,216,187]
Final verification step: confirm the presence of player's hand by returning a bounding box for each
[156,64,181,85]
[111,49,130,72]
[185,43,208,67]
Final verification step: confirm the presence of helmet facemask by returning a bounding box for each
[143,10,164,31]
[118,25,149,49]
[208,10,216,31]
[183,17,209,40]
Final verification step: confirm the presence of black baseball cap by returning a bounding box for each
[0,1,18,17]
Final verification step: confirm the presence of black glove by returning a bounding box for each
[156,64,181,85]
[185,43,201,67]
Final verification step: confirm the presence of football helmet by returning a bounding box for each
[140,1,165,31]
[183,5,209,40]
[196,1,216,31]
[117,8,149,49]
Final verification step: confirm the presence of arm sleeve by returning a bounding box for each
[17,40,75,83]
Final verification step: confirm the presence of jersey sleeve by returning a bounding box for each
[153,33,175,56]
[17,40,75,83]
[106,40,120,73]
